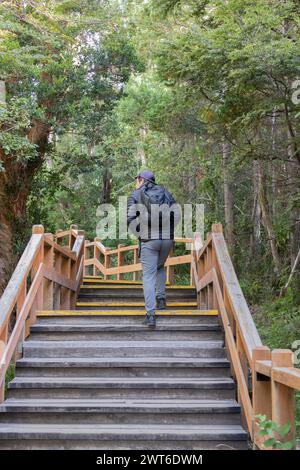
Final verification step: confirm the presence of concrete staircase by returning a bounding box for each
[0,277,248,449]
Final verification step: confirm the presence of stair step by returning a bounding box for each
[8,377,235,387]
[7,377,235,399]
[0,398,241,425]
[0,423,248,450]
[78,293,197,300]
[37,310,218,317]
[78,286,197,300]
[0,398,240,412]
[76,301,198,308]
[35,314,219,327]
[16,357,231,368]
[30,324,221,332]
[29,323,223,341]
[83,279,144,285]
[15,356,231,378]
[22,339,225,358]
[81,285,195,290]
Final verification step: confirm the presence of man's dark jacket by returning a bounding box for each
[127,181,179,241]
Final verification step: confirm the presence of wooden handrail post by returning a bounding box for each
[252,346,272,447]
[27,225,44,336]
[60,255,71,310]
[271,349,296,445]
[94,238,101,277]
[32,225,44,235]
[53,247,62,311]
[0,324,8,402]
[44,234,54,311]
[212,223,223,233]
[117,244,125,281]
[104,253,111,280]
[69,224,78,250]
[133,247,139,281]
[14,280,27,363]
[84,240,90,276]
[166,244,174,285]
[0,340,5,402]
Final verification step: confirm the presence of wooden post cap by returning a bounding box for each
[212,223,223,233]
[94,237,101,242]
[70,224,78,230]
[271,349,294,367]
[253,346,271,359]
[44,233,53,239]
[78,230,85,236]
[252,346,271,367]
[32,225,44,234]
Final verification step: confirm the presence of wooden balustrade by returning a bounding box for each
[1,220,299,448]
[84,238,193,283]
[85,226,300,447]
[0,225,85,402]
[191,223,300,449]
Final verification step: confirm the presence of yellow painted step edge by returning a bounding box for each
[83,279,143,285]
[83,279,171,286]
[76,301,198,307]
[37,309,218,317]
[80,285,195,290]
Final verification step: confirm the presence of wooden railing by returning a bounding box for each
[84,237,193,284]
[1,221,299,448]
[191,223,300,449]
[0,225,85,402]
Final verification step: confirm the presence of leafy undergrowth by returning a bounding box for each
[5,363,15,397]
[252,288,300,438]
[253,288,300,350]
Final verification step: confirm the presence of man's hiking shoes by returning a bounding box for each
[148,314,156,328]
[156,297,167,310]
[143,313,156,328]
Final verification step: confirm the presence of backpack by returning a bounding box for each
[139,183,175,213]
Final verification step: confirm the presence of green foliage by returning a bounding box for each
[255,414,296,450]
[0,8,299,441]
[254,289,300,439]
[0,97,40,159]
[5,363,15,396]
[254,288,300,350]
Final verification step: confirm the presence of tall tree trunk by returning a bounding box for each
[0,119,50,294]
[0,204,13,295]
[222,142,235,254]
[257,159,281,273]
[138,128,147,166]
[0,167,33,293]
[270,110,277,216]
[286,108,300,267]
[102,167,112,204]
[250,160,262,258]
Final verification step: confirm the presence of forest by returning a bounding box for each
[0,0,300,355]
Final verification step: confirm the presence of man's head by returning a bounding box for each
[134,169,155,189]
